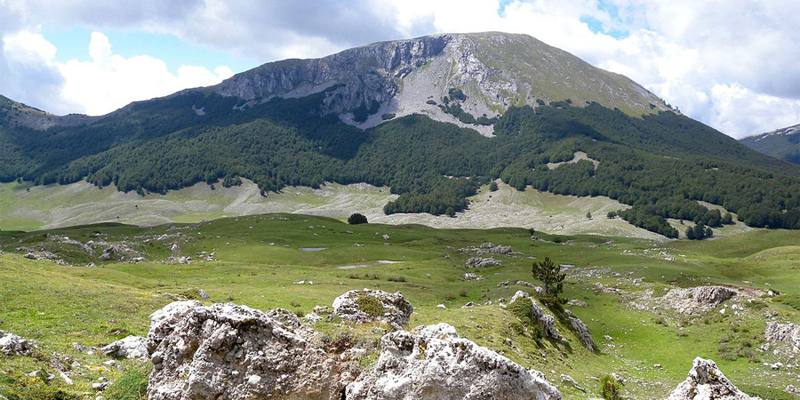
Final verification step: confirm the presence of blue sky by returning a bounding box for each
[43,27,259,75]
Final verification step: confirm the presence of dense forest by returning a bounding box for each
[2,87,800,236]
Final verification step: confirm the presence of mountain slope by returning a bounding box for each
[1,32,800,237]
[741,123,800,164]
[206,32,669,135]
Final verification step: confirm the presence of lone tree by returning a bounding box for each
[531,257,566,301]
[347,213,368,225]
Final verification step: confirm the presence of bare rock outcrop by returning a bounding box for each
[0,330,35,356]
[146,301,356,400]
[667,357,756,400]
[764,322,800,352]
[346,323,562,400]
[465,257,501,268]
[565,310,595,352]
[509,291,561,340]
[662,286,737,314]
[101,335,148,359]
[332,289,413,328]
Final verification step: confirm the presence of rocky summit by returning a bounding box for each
[208,32,668,134]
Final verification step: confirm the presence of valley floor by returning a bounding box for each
[0,214,799,399]
[0,179,661,239]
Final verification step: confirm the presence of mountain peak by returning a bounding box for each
[208,31,669,135]
[741,122,800,164]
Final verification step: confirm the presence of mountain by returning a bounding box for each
[2,32,800,236]
[741,123,800,164]
[206,32,670,135]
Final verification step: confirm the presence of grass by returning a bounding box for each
[0,213,798,399]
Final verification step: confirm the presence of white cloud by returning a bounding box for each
[57,32,233,115]
[0,30,233,115]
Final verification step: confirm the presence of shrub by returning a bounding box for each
[386,275,407,282]
[600,375,624,400]
[489,181,499,191]
[347,213,368,225]
[356,295,385,318]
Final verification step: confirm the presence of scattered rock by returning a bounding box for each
[463,272,482,281]
[465,257,501,268]
[332,289,413,328]
[785,385,800,397]
[146,301,357,400]
[509,291,561,340]
[667,357,755,400]
[460,242,513,255]
[764,321,800,352]
[662,286,738,314]
[0,330,35,356]
[566,310,595,352]
[197,289,209,300]
[498,280,537,288]
[567,299,587,307]
[101,336,148,359]
[560,374,585,393]
[346,323,562,399]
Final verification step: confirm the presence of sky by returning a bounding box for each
[1,0,799,138]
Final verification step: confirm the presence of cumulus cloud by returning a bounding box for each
[0,28,233,115]
[58,32,232,115]
[1,0,799,137]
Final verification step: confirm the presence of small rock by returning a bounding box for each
[560,374,585,393]
[437,304,446,309]
[0,330,35,356]
[332,289,413,327]
[101,336,148,359]
[465,257,501,268]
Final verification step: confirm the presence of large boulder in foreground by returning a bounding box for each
[146,301,356,400]
[667,357,756,400]
[0,330,34,356]
[346,323,561,400]
[764,322,800,353]
[333,289,413,328]
[663,286,738,314]
[102,335,148,359]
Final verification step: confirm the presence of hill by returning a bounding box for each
[1,32,799,237]
[741,123,800,164]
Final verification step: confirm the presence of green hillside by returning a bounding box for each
[741,123,800,164]
[1,89,799,237]
[0,215,798,399]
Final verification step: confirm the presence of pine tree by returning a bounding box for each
[531,257,566,301]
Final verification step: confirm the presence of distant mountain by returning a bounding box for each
[2,32,800,236]
[740,123,800,164]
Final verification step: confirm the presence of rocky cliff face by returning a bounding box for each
[207,32,669,135]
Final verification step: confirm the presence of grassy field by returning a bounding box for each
[0,180,656,239]
[0,214,798,399]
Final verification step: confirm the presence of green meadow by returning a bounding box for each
[0,214,798,399]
